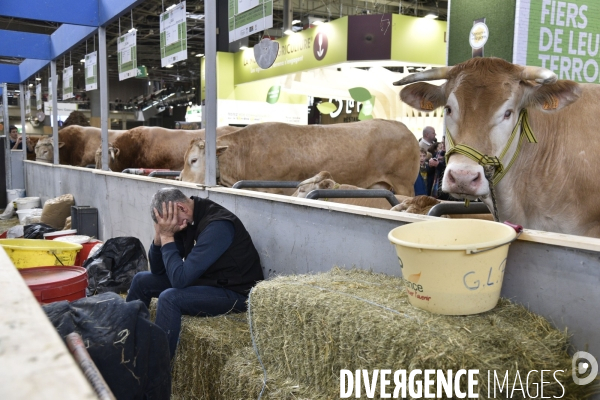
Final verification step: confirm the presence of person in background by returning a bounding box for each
[126,188,264,360]
[8,125,34,153]
[427,139,449,200]
[419,126,437,153]
[414,148,431,196]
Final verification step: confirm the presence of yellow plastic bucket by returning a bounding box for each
[0,239,82,269]
[388,219,520,315]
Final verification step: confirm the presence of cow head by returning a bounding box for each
[94,143,119,169]
[34,137,64,163]
[292,171,335,197]
[394,57,581,202]
[180,138,229,183]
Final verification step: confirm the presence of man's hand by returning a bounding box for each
[153,201,187,245]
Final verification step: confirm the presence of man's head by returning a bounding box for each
[150,188,194,225]
[9,125,18,140]
[422,126,436,143]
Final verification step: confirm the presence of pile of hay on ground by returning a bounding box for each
[171,313,251,399]
[248,267,596,399]
[219,347,326,400]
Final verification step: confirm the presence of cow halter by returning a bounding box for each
[445,108,537,185]
[444,108,538,219]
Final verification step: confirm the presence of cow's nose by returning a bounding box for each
[445,168,483,194]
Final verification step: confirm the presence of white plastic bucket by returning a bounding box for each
[16,209,41,224]
[14,197,41,210]
[6,189,26,203]
[388,219,520,315]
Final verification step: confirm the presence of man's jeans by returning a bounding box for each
[126,271,248,359]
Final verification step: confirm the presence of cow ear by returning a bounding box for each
[400,82,446,112]
[525,80,581,111]
[114,148,120,156]
[322,179,336,189]
[58,142,65,148]
[216,146,228,157]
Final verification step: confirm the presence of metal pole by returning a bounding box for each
[99,27,109,171]
[2,83,11,189]
[19,84,27,162]
[51,60,59,165]
[205,0,217,186]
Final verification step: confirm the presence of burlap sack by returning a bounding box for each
[41,194,75,229]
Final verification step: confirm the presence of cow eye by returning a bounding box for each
[504,110,513,119]
[444,106,452,115]
[191,158,198,164]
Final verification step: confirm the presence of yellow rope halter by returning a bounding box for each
[445,108,537,186]
[444,109,537,207]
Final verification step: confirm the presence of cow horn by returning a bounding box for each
[393,66,453,86]
[520,66,557,84]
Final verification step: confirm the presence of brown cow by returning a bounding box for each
[180,120,420,196]
[97,126,240,171]
[34,126,125,167]
[395,57,599,237]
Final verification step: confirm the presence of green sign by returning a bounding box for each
[266,85,281,103]
[390,14,447,65]
[160,2,187,67]
[85,51,98,91]
[135,65,148,78]
[62,66,73,100]
[118,31,138,81]
[516,0,600,83]
[234,17,348,84]
[228,0,273,42]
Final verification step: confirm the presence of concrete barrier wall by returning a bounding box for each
[24,161,600,362]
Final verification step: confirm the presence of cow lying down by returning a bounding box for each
[293,171,493,220]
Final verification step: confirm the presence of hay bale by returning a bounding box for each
[219,347,326,400]
[171,313,251,399]
[249,267,596,399]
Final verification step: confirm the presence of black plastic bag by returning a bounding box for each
[23,223,57,239]
[83,236,148,296]
[43,292,171,400]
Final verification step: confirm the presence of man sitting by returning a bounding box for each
[126,188,264,359]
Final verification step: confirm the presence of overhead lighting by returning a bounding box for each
[80,59,85,63]
[28,83,33,87]
[284,29,295,35]
[292,19,301,25]
[177,76,180,81]
[425,13,438,19]
[187,13,204,20]
[195,53,204,57]
[312,20,324,26]
[165,64,174,68]
[166,4,177,11]
[128,27,137,33]
[35,77,41,81]
[239,45,248,50]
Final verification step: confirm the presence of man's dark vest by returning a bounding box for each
[178,197,264,294]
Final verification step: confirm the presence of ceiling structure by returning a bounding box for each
[0,0,447,101]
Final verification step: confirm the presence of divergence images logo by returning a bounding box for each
[572,351,598,386]
[313,32,328,61]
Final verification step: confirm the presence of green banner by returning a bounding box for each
[234,17,348,84]
[62,65,73,100]
[228,0,273,42]
[516,0,600,83]
[160,2,187,66]
[85,51,98,91]
[118,31,138,81]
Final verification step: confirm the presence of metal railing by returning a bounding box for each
[305,189,400,207]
